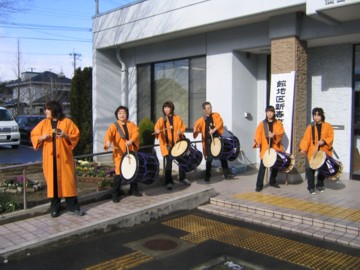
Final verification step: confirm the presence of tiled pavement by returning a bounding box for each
[1,166,360,259]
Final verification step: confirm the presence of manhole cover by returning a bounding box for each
[143,239,178,251]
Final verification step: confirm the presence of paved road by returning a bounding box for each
[1,209,359,270]
[0,144,42,165]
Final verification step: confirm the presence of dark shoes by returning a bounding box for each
[317,186,325,193]
[255,187,263,192]
[112,190,126,203]
[112,196,121,203]
[166,183,173,190]
[309,189,316,195]
[204,177,210,182]
[180,179,191,186]
[269,183,280,188]
[128,188,143,197]
[50,210,60,218]
[69,209,85,216]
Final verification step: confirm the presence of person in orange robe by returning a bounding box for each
[104,106,141,202]
[31,100,84,218]
[253,105,284,192]
[154,101,191,190]
[193,101,232,182]
[300,107,334,194]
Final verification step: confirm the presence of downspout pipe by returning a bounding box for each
[116,48,128,106]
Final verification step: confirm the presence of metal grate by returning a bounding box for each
[84,251,153,270]
[163,214,360,269]
[0,127,11,133]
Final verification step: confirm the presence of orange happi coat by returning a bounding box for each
[31,118,80,198]
[104,120,139,175]
[154,115,186,156]
[193,112,224,158]
[299,122,334,161]
[253,119,285,159]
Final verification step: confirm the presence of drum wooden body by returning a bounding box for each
[209,135,240,161]
[262,148,295,173]
[171,139,202,173]
[309,150,342,180]
[120,151,159,185]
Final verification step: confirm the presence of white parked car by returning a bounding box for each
[0,106,20,149]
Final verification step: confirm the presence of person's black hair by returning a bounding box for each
[265,105,276,120]
[45,100,65,120]
[114,105,129,120]
[162,101,175,115]
[202,101,211,109]
[312,107,325,121]
[265,105,275,113]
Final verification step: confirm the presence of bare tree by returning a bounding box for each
[12,39,26,116]
[0,0,30,17]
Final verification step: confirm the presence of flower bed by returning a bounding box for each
[75,160,115,190]
[1,176,43,194]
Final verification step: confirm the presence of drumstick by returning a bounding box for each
[151,126,173,135]
[125,143,131,163]
[267,129,271,154]
[209,126,216,145]
[312,142,320,159]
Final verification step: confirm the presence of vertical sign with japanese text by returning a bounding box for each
[269,71,295,153]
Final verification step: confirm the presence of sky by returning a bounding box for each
[0,0,135,82]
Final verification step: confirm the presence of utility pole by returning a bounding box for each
[95,0,99,15]
[69,50,82,74]
[16,39,21,116]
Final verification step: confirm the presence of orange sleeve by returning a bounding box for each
[272,120,284,146]
[31,119,50,150]
[253,122,263,148]
[193,117,204,139]
[299,125,313,161]
[128,121,139,151]
[212,112,224,135]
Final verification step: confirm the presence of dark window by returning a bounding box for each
[352,44,360,179]
[137,56,206,128]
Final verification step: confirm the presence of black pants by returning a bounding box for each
[113,175,138,198]
[306,166,325,191]
[51,197,80,212]
[205,138,229,178]
[205,157,229,178]
[256,160,279,188]
[164,155,186,184]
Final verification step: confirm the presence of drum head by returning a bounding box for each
[121,153,137,180]
[263,148,277,168]
[309,150,326,170]
[210,137,222,158]
[171,140,189,157]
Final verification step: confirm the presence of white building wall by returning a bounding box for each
[206,52,233,125]
[232,51,265,166]
[93,0,304,49]
[93,49,123,161]
[308,44,353,176]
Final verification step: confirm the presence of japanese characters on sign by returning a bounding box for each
[324,0,346,5]
[270,71,295,152]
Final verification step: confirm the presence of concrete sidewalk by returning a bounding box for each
[1,167,360,260]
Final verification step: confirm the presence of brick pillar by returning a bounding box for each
[271,37,308,176]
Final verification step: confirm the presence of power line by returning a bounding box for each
[0,21,91,32]
[0,36,91,42]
